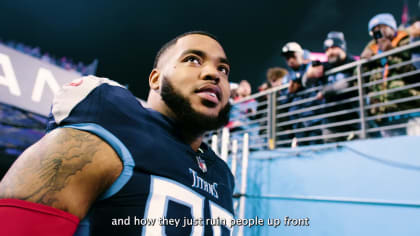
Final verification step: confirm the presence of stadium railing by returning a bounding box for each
[205,40,420,150]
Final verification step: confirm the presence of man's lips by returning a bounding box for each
[195,85,221,104]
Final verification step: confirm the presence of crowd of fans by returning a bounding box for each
[228,13,420,147]
[0,38,98,75]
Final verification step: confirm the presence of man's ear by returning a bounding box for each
[149,69,161,91]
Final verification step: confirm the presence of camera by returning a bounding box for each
[372,30,383,40]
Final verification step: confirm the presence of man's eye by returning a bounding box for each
[219,66,229,75]
[185,56,201,64]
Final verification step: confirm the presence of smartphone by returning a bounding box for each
[312,60,322,67]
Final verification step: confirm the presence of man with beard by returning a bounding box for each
[305,31,358,143]
[0,31,234,236]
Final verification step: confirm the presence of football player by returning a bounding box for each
[0,31,234,236]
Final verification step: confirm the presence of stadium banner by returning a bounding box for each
[0,44,81,116]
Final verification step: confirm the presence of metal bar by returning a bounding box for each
[232,85,287,104]
[356,64,367,139]
[362,69,420,90]
[365,94,420,110]
[362,57,420,80]
[232,127,268,137]
[256,100,268,107]
[248,108,269,118]
[338,84,359,94]
[276,107,360,127]
[231,134,268,143]
[231,139,238,177]
[275,130,362,146]
[237,133,249,236]
[275,96,359,119]
[366,107,420,122]
[269,92,277,149]
[232,115,268,126]
[364,81,420,99]
[233,124,268,133]
[235,141,267,150]
[274,80,357,111]
[366,123,408,133]
[233,139,268,150]
[275,95,319,110]
[358,58,418,80]
[211,134,218,155]
[275,118,360,136]
[221,128,229,162]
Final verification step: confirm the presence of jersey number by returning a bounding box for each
[142,176,233,236]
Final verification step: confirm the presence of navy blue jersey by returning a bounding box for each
[46,76,235,236]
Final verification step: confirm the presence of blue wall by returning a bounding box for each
[240,136,420,236]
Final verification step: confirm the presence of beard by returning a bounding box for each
[328,55,340,65]
[160,76,231,135]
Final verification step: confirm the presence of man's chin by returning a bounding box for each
[193,106,221,119]
[328,57,339,64]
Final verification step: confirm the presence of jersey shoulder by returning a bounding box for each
[47,75,143,131]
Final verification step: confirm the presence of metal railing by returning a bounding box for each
[205,40,420,150]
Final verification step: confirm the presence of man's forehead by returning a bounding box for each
[174,34,226,58]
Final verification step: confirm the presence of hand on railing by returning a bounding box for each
[306,64,324,79]
[316,91,324,100]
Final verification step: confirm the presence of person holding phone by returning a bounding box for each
[361,13,419,137]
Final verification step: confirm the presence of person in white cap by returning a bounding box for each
[361,13,410,58]
[361,13,420,137]
[282,42,322,146]
[281,42,309,93]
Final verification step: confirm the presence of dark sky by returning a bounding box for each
[1,0,419,99]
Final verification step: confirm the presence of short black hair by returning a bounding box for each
[153,31,219,68]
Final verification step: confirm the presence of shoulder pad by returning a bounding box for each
[52,76,125,125]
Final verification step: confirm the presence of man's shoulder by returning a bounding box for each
[48,76,143,129]
[396,30,411,47]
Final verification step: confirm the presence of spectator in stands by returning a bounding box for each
[255,67,288,122]
[306,31,358,142]
[266,67,289,89]
[258,82,269,92]
[283,42,322,146]
[408,16,420,69]
[265,67,291,146]
[361,13,420,136]
[0,39,97,75]
[229,82,239,100]
[282,42,309,94]
[226,80,259,143]
[256,66,287,93]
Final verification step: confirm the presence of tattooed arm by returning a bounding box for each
[0,128,123,219]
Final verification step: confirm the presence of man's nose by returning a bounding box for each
[200,64,220,83]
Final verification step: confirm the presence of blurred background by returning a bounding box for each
[0,0,418,96]
[1,1,420,235]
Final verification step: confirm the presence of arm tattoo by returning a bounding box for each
[0,128,102,206]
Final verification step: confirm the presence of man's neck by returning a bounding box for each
[189,136,203,152]
[147,96,204,152]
